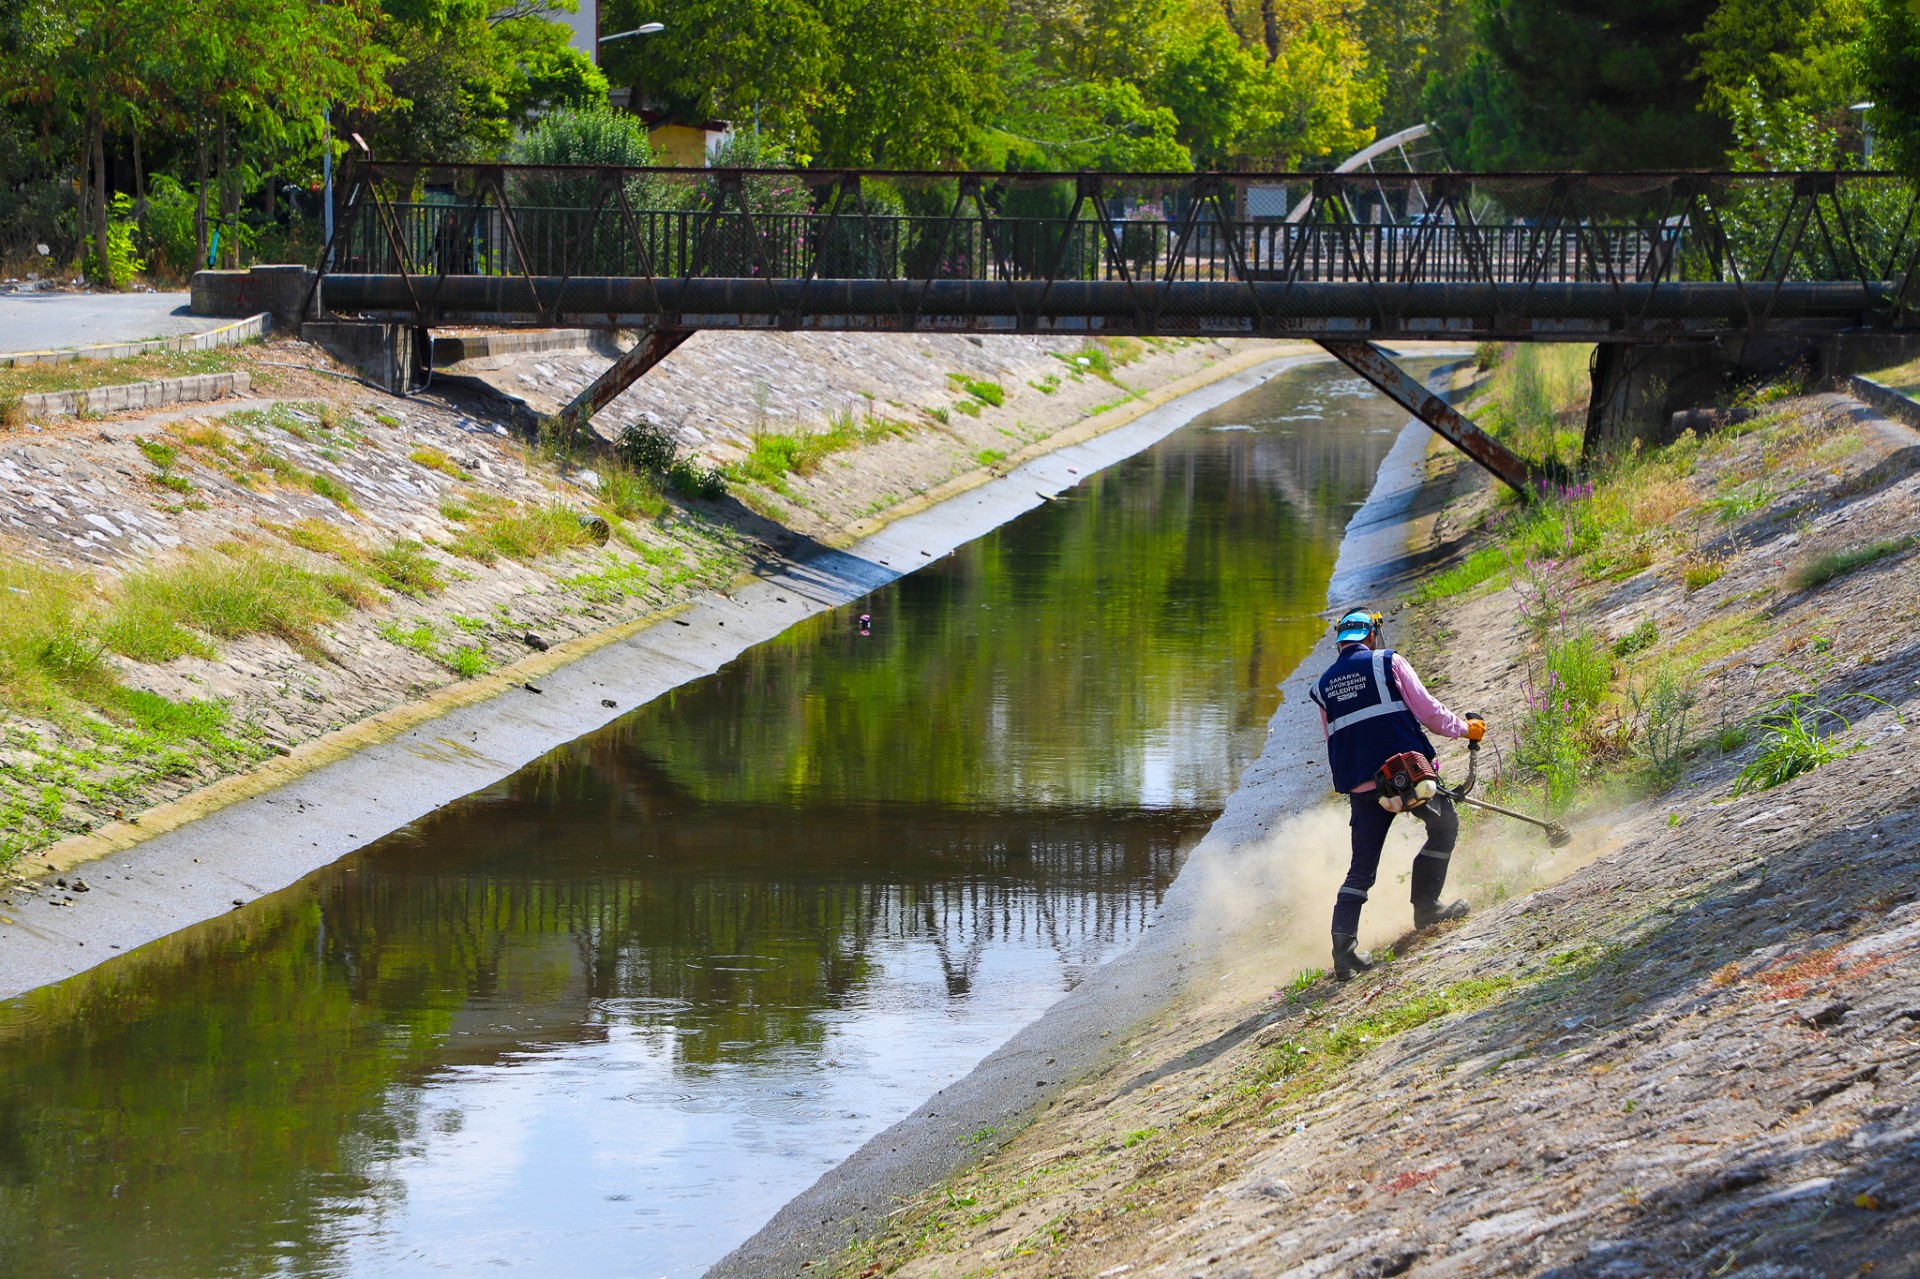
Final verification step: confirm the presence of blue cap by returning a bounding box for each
[1335,609,1378,643]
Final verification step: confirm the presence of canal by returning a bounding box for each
[0,357,1420,1278]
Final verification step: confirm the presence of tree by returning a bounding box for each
[1426,0,1729,171]
[1346,0,1475,133]
[809,0,1006,167]
[355,0,604,164]
[1694,0,1865,120]
[1858,0,1920,174]
[595,0,834,154]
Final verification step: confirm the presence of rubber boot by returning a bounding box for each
[1331,932,1374,982]
[1413,898,1470,930]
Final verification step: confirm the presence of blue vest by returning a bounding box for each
[1309,645,1437,793]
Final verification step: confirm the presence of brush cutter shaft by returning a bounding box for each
[1454,793,1556,831]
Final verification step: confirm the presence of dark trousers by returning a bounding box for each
[1333,791,1459,935]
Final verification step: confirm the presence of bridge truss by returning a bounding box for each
[309,165,1920,489]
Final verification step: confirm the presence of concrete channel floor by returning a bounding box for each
[0,290,214,354]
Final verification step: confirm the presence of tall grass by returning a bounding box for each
[0,555,116,717]
[445,500,598,564]
[1478,344,1591,467]
[103,546,366,661]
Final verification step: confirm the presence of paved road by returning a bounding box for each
[0,291,222,354]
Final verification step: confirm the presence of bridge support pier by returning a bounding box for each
[1583,337,1819,454]
[1317,340,1536,495]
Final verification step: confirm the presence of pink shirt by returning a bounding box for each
[1317,648,1468,791]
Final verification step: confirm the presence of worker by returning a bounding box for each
[1307,608,1486,980]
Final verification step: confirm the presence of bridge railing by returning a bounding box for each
[336,198,1672,286]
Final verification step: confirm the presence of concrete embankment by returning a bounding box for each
[797,387,1920,1276]
[0,335,1326,1001]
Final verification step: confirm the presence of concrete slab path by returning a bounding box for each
[0,291,220,354]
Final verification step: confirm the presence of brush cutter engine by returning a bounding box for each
[1374,751,1442,812]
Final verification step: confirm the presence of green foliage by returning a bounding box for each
[1860,0,1920,174]
[952,377,1004,407]
[507,104,657,167]
[1612,619,1659,658]
[369,541,445,597]
[1630,664,1696,791]
[613,421,681,474]
[1257,976,1516,1098]
[562,555,651,604]
[445,645,488,678]
[82,193,144,288]
[667,458,728,500]
[1428,0,1728,169]
[596,462,667,521]
[1412,546,1508,603]
[139,175,198,279]
[445,500,598,564]
[1694,0,1866,120]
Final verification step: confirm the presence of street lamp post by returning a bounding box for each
[600,21,664,44]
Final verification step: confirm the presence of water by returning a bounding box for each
[0,360,1417,1278]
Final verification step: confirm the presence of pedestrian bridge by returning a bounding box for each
[316,165,1916,341]
[307,164,1920,488]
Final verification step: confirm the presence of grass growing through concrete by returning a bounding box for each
[0,347,245,399]
[441,495,598,564]
[1790,536,1915,590]
[102,545,369,662]
[727,408,914,496]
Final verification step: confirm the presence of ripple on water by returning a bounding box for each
[682,954,785,972]
[588,996,694,1020]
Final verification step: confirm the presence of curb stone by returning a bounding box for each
[21,371,254,419]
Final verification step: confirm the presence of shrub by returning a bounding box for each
[613,420,680,474]
[1612,619,1658,658]
[140,175,199,278]
[83,193,146,289]
[667,458,728,500]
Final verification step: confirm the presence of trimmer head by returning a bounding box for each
[1545,822,1573,849]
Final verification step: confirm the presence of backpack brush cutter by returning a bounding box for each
[1373,714,1573,848]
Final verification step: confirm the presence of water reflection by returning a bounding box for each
[0,358,1418,1279]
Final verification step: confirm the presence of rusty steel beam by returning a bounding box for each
[319,275,1893,336]
[1317,340,1536,494]
[559,327,692,435]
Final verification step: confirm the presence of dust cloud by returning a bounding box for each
[1184,796,1610,999]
